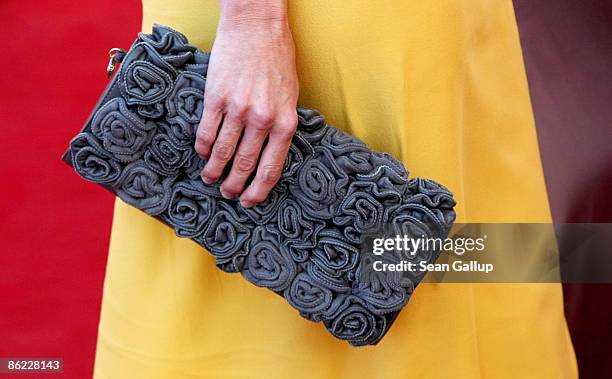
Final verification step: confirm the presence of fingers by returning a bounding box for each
[220,122,269,199]
[240,114,297,208]
[195,95,224,159]
[201,113,244,185]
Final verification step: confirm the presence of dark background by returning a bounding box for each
[515,1,612,378]
[1,0,610,377]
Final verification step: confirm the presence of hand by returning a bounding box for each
[195,0,299,208]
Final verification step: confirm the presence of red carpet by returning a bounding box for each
[0,1,141,377]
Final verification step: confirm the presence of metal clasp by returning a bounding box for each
[107,48,125,78]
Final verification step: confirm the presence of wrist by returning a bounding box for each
[218,0,288,31]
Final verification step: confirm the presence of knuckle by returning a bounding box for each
[274,124,297,142]
[213,142,235,161]
[229,101,249,119]
[235,153,257,172]
[195,144,207,157]
[249,108,275,131]
[260,163,282,185]
[196,129,213,145]
[204,93,224,110]
[279,112,298,129]
[222,119,244,138]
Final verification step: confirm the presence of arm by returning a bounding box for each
[195,0,299,208]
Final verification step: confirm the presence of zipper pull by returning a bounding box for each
[106,48,126,78]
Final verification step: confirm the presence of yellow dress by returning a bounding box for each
[94,1,577,377]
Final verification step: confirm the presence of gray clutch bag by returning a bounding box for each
[63,25,456,346]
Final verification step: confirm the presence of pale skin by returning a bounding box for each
[195,0,298,208]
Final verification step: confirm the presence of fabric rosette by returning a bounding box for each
[311,229,360,282]
[183,154,207,180]
[281,142,305,183]
[296,107,326,133]
[320,127,369,157]
[336,150,374,175]
[166,71,205,126]
[390,179,456,248]
[384,183,455,283]
[405,178,457,227]
[306,262,352,293]
[165,179,216,238]
[118,42,176,115]
[269,197,324,263]
[137,24,190,56]
[284,272,333,322]
[241,184,288,225]
[333,179,405,240]
[241,227,296,292]
[195,202,252,273]
[144,133,193,176]
[323,295,388,346]
[353,253,412,315]
[333,182,388,234]
[112,161,175,215]
[90,98,156,163]
[161,117,198,147]
[289,150,349,219]
[137,25,210,72]
[358,152,410,195]
[69,133,121,184]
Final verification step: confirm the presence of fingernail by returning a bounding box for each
[241,200,254,208]
[220,189,236,199]
[201,173,214,184]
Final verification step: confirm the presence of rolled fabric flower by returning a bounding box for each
[272,198,322,243]
[405,178,457,227]
[137,25,201,69]
[242,228,296,292]
[241,184,288,225]
[321,128,369,157]
[113,161,174,215]
[90,98,156,163]
[284,272,333,322]
[183,154,206,180]
[296,107,326,133]
[269,198,325,263]
[335,150,373,175]
[69,133,121,184]
[312,231,360,280]
[163,116,197,147]
[137,103,165,119]
[144,133,193,176]
[333,181,403,233]
[281,143,305,183]
[385,194,454,284]
[196,202,252,272]
[119,43,176,106]
[323,296,387,346]
[306,262,352,293]
[166,71,205,125]
[166,179,216,238]
[334,184,386,233]
[137,24,190,55]
[290,152,348,219]
[353,254,412,315]
[360,152,410,195]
